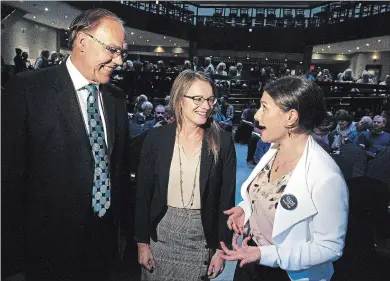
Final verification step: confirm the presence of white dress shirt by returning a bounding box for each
[66,57,108,145]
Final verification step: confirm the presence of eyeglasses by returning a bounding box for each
[84,32,128,60]
[184,95,217,106]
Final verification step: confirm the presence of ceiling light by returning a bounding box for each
[147,39,149,42]
[247,57,249,60]
[33,16,36,19]
[248,45,251,48]
[66,38,68,41]
[228,56,231,59]
[366,43,369,46]
[300,61,302,64]
[356,47,360,49]
[316,52,318,54]
[175,54,177,57]
[156,0,159,4]
[285,59,287,61]
[132,42,135,44]
[327,45,330,48]
[169,39,172,42]
[65,15,67,19]
[164,36,166,39]
[210,56,212,58]
[249,28,252,32]
[174,43,177,46]
[265,58,268,60]
[45,8,48,11]
[321,48,324,51]
[51,22,54,25]
[341,53,344,55]
[139,36,142,38]
[348,50,351,52]
[65,31,67,34]
[131,32,134,35]
[378,39,381,42]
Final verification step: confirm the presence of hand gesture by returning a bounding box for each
[218,234,261,268]
[207,249,225,279]
[137,243,155,271]
[224,206,245,235]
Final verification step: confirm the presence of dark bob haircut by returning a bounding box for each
[335,109,353,124]
[264,76,326,131]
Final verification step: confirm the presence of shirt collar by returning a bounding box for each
[66,56,98,91]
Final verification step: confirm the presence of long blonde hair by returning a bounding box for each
[169,70,221,162]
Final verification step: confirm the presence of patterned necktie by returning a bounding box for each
[85,84,110,217]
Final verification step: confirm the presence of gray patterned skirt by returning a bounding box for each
[141,206,210,281]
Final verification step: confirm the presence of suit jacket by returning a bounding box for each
[134,122,236,249]
[1,63,130,277]
[238,136,349,281]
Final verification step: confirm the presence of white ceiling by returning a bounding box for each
[313,35,390,55]
[3,0,189,48]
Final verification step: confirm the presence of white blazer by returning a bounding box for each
[238,136,349,281]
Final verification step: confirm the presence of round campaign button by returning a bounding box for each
[280,194,298,211]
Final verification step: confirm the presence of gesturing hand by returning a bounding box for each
[218,234,261,268]
[224,207,245,235]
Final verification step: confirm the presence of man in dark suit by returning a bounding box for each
[2,8,130,281]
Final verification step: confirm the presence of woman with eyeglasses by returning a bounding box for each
[134,70,236,281]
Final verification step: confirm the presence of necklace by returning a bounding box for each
[273,150,302,172]
[177,135,201,210]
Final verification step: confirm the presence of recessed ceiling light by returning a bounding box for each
[45,8,48,11]
[357,47,360,49]
[378,39,381,42]
[341,53,344,55]
[247,57,249,60]
[65,15,67,19]
[321,48,324,51]
[147,39,149,42]
[174,43,176,46]
[366,43,370,46]
[131,32,134,35]
[65,31,67,34]
[51,22,54,25]
[132,42,135,44]
[327,45,330,48]
[248,45,251,48]
[285,59,287,61]
[33,16,36,19]
[249,28,252,32]
[348,49,351,52]
[164,36,166,39]
[169,39,172,42]
[265,58,268,60]
[300,61,302,64]
[66,38,68,41]
[316,51,318,54]
[175,54,177,57]
[228,56,231,59]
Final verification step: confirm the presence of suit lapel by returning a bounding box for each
[100,84,116,157]
[200,136,213,198]
[159,123,176,204]
[272,137,318,240]
[52,64,91,158]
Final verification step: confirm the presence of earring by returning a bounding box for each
[288,128,292,138]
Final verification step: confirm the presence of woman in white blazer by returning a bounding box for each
[219,76,349,281]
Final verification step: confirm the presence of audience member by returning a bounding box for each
[13,48,26,74]
[358,115,390,157]
[204,57,215,75]
[34,49,50,69]
[331,110,356,151]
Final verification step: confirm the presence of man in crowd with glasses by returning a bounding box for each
[2,8,131,281]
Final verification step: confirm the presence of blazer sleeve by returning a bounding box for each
[1,75,28,276]
[218,134,237,247]
[258,173,349,271]
[133,130,157,243]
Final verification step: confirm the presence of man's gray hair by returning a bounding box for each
[68,8,124,49]
[155,104,165,112]
[141,101,153,111]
